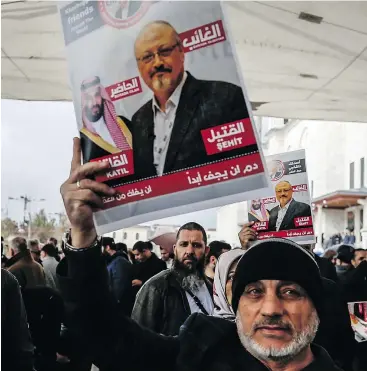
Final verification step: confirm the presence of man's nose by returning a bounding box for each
[152,53,164,67]
[260,292,284,317]
[185,243,195,255]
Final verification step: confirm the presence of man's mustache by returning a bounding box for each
[150,66,172,78]
[253,317,293,333]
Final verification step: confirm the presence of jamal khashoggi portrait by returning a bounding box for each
[79,76,132,163]
[130,20,250,180]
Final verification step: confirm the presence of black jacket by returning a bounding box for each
[315,278,355,371]
[133,253,167,284]
[341,260,367,302]
[130,72,253,179]
[107,252,133,316]
[57,247,342,371]
[1,269,34,371]
[268,199,312,231]
[132,269,212,336]
[314,255,338,282]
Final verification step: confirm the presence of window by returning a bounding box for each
[361,157,365,188]
[349,162,355,189]
[136,233,139,240]
[113,232,116,239]
[207,234,211,240]
[123,232,127,240]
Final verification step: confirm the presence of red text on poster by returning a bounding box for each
[180,20,226,53]
[294,216,313,227]
[91,150,134,182]
[201,118,256,156]
[106,77,142,102]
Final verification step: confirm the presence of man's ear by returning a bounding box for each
[210,255,217,266]
[205,245,210,256]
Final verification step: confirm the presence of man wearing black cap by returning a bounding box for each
[57,141,342,370]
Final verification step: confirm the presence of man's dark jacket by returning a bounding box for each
[268,199,312,231]
[132,252,166,297]
[314,255,338,282]
[130,72,254,179]
[315,278,355,371]
[1,269,34,371]
[131,268,213,335]
[57,246,342,371]
[107,252,133,316]
[341,260,367,302]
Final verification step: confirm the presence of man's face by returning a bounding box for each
[173,229,208,273]
[135,24,184,96]
[275,182,293,208]
[84,85,103,122]
[133,249,149,263]
[352,250,367,268]
[252,200,262,211]
[160,249,170,262]
[236,280,319,362]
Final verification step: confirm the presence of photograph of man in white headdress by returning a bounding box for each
[80,76,132,163]
[248,199,270,223]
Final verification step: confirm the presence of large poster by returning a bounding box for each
[247,150,315,244]
[59,1,269,234]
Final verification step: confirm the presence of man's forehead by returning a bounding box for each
[136,24,176,51]
[84,84,100,95]
[177,229,204,241]
[276,182,291,189]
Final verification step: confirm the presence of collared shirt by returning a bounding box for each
[275,198,293,231]
[152,72,188,175]
[185,282,214,315]
[91,116,115,147]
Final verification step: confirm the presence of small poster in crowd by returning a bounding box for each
[348,302,367,342]
[247,149,315,244]
[59,1,269,233]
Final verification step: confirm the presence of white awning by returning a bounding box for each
[2,1,367,122]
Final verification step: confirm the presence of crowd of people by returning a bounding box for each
[1,139,367,371]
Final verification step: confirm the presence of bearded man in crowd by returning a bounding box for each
[131,222,214,335]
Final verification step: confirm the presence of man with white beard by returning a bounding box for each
[57,142,341,370]
[131,221,214,335]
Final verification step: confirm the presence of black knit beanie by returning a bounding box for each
[232,238,323,316]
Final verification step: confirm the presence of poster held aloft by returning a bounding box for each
[247,149,315,245]
[59,1,270,234]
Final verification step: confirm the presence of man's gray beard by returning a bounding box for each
[181,274,205,292]
[152,75,172,92]
[235,308,319,365]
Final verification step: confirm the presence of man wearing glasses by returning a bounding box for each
[268,180,312,232]
[130,20,250,178]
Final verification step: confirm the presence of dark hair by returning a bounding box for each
[336,244,354,264]
[145,241,153,251]
[49,237,58,247]
[102,237,116,250]
[176,222,207,245]
[115,242,128,254]
[206,240,231,264]
[132,241,150,253]
[29,239,39,248]
[41,243,58,258]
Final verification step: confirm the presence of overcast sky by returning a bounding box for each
[1,99,217,229]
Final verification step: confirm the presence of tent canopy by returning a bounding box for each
[2,1,367,122]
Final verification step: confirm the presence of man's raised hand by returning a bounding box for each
[60,138,116,248]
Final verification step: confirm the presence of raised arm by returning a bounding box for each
[58,138,179,371]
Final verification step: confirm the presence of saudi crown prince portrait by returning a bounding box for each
[80,76,132,163]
